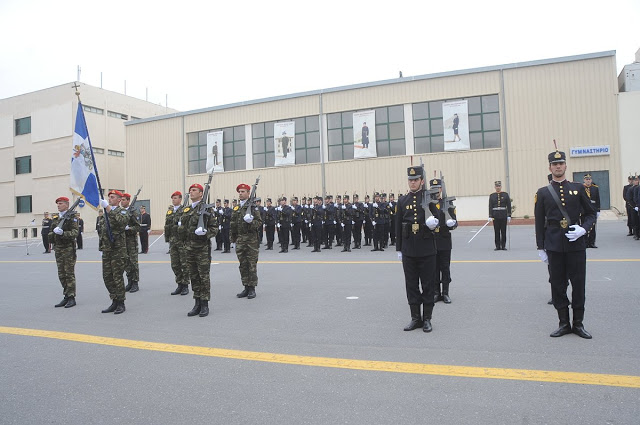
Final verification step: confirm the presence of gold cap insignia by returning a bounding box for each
[409,168,416,175]
[432,179,437,184]
[554,152,561,159]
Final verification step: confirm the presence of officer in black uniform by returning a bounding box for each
[489,181,511,250]
[623,175,635,236]
[369,193,386,251]
[276,197,292,253]
[352,194,364,249]
[42,212,52,253]
[535,149,596,339]
[310,196,324,252]
[430,178,458,304]
[263,198,276,250]
[339,195,353,252]
[290,197,302,250]
[396,166,440,333]
[388,193,397,246]
[334,195,343,247]
[363,195,373,246]
[221,199,232,253]
[300,197,308,244]
[255,198,265,244]
[214,199,223,251]
[322,195,336,249]
[581,174,600,248]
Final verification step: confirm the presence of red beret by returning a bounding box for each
[122,193,131,200]
[189,183,204,192]
[236,183,251,192]
[171,191,182,198]
[108,190,123,198]
[55,197,69,203]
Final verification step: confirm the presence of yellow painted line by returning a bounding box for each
[1,326,638,388]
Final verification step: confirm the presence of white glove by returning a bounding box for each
[218,209,223,214]
[507,217,511,223]
[125,225,130,231]
[333,220,336,224]
[147,230,151,233]
[446,219,456,227]
[635,207,639,212]
[397,252,402,260]
[488,217,493,221]
[195,227,207,236]
[596,212,600,218]
[53,227,63,235]
[277,223,281,228]
[538,249,548,264]
[351,220,355,224]
[565,225,586,242]
[309,223,312,228]
[263,206,267,211]
[389,202,394,208]
[177,221,182,227]
[99,199,109,208]
[373,202,378,208]
[322,205,326,209]
[372,221,377,226]
[243,214,253,223]
[303,205,308,208]
[322,221,325,224]
[364,203,368,208]
[304,220,308,224]
[352,204,357,209]
[276,206,282,211]
[341,223,345,228]
[218,225,222,230]
[426,216,439,230]
[341,205,346,210]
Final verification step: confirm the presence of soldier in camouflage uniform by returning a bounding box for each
[120,193,141,293]
[165,191,190,296]
[99,190,129,314]
[231,183,263,299]
[178,183,218,317]
[50,197,79,308]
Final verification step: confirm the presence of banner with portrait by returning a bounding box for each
[443,100,470,151]
[353,110,376,159]
[274,121,295,166]
[206,131,224,173]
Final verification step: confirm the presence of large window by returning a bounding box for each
[252,116,320,168]
[252,122,275,169]
[413,94,501,153]
[188,126,246,174]
[15,156,31,174]
[83,105,104,115]
[327,111,354,161]
[15,117,31,135]
[16,195,32,213]
[374,105,405,157]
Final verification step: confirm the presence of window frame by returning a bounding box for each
[15,156,32,174]
[15,117,31,136]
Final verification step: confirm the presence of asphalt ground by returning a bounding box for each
[1,221,639,425]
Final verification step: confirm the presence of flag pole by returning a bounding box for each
[73,83,113,242]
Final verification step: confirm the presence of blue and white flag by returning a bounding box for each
[70,103,100,208]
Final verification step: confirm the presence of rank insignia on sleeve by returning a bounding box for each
[184,207,190,212]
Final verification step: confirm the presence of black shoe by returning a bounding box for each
[311,249,320,252]
[547,298,553,305]
[199,300,209,317]
[55,297,69,308]
[590,245,597,249]
[247,287,256,299]
[442,294,451,304]
[214,248,222,251]
[180,284,189,296]
[125,279,132,292]
[422,319,433,333]
[171,285,182,295]
[627,232,633,236]
[187,299,201,317]
[550,308,572,337]
[222,250,230,253]
[572,309,592,339]
[129,282,139,293]
[64,297,76,308]
[494,248,500,251]
[347,247,351,252]
[237,287,249,298]
[101,300,117,313]
[404,318,423,331]
[434,294,441,303]
[114,301,126,314]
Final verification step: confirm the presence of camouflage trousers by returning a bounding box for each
[55,246,76,297]
[186,241,211,301]
[170,240,189,285]
[235,236,259,287]
[102,248,127,301]
[125,236,139,282]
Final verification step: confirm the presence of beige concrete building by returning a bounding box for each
[126,50,631,231]
[0,82,176,242]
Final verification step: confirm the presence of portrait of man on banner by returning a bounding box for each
[206,131,224,173]
[353,110,376,159]
[274,121,295,166]
[443,100,470,151]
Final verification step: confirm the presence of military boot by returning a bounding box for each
[64,297,76,308]
[180,284,190,296]
[129,281,139,293]
[101,300,118,313]
[187,298,201,317]
[371,242,379,252]
[572,309,592,339]
[237,286,249,298]
[423,304,434,333]
[199,300,209,317]
[247,287,256,299]
[55,297,69,308]
[442,282,451,304]
[403,305,423,331]
[113,300,126,314]
[171,285,182,295]
[550,307,572,337]
[125,278,133,292]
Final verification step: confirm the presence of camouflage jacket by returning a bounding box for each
[230,202,263,243]
[177,201,218,246]
[123,207,141,241]
[98,206,129,252]
[164,204,185,243]
[49,212,79,249]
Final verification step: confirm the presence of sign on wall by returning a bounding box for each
[569,145,610,157]
[443,100,470,151]
[274,121,295,166]
[206,131,224,173]
[353,110,376,159]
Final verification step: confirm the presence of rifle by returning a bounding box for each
[438,171,456,221]
[129,186,143,211]
[54,197,82,232]
[419,160,439,213]
[245,175,261,213]
[196,167,216,230]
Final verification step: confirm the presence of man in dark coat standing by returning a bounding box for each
[488,181,511,250]
[139,206,151,253]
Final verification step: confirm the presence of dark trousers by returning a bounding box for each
[493,218,507,249]
[42,231,50,252]
[312,224,323,250]
[402,254,437,307]
[435,249,451,289]
[389,218,396,244]
[323,223,335,246]
[373,223,384,247]
[547,250,586,311]
[215,232,223,249]
[265,225,275,247]
[353,220,363,246]
[364,221,373,243]
[76,233,84,249]
[222,227,231,251]
[335,223,342,245]
[279,225,291,249]
[342,223,352,248]
[382,223,390,248]
[138,231,148,252]
[291,222,301,246]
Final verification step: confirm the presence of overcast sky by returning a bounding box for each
[1,0,638,112]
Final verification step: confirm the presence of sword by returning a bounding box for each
[467,219,491,243]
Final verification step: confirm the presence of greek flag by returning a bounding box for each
[70,103,100,208]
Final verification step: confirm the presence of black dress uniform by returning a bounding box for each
[264,200,276,250]
[290,200,302,249]
[535,150,596,339]
[363,196,373,246]
[430,179,458,304]
[581,175,600,248]
[340,196,354,252]
[369,194,386,251]
[352,195,364,249]
[41,215,52,253]
[489,182,511,250]
[277,200,293,253]
[622,178,635,236]
[334,196,343,246]
[396,166,440,333]
[310,198,324,252]
[322,198,336,249]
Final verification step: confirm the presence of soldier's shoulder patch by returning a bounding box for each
[184,207,191,212]
[233,206,239,211]
[53,214,59,219]
[167,210,172,215]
